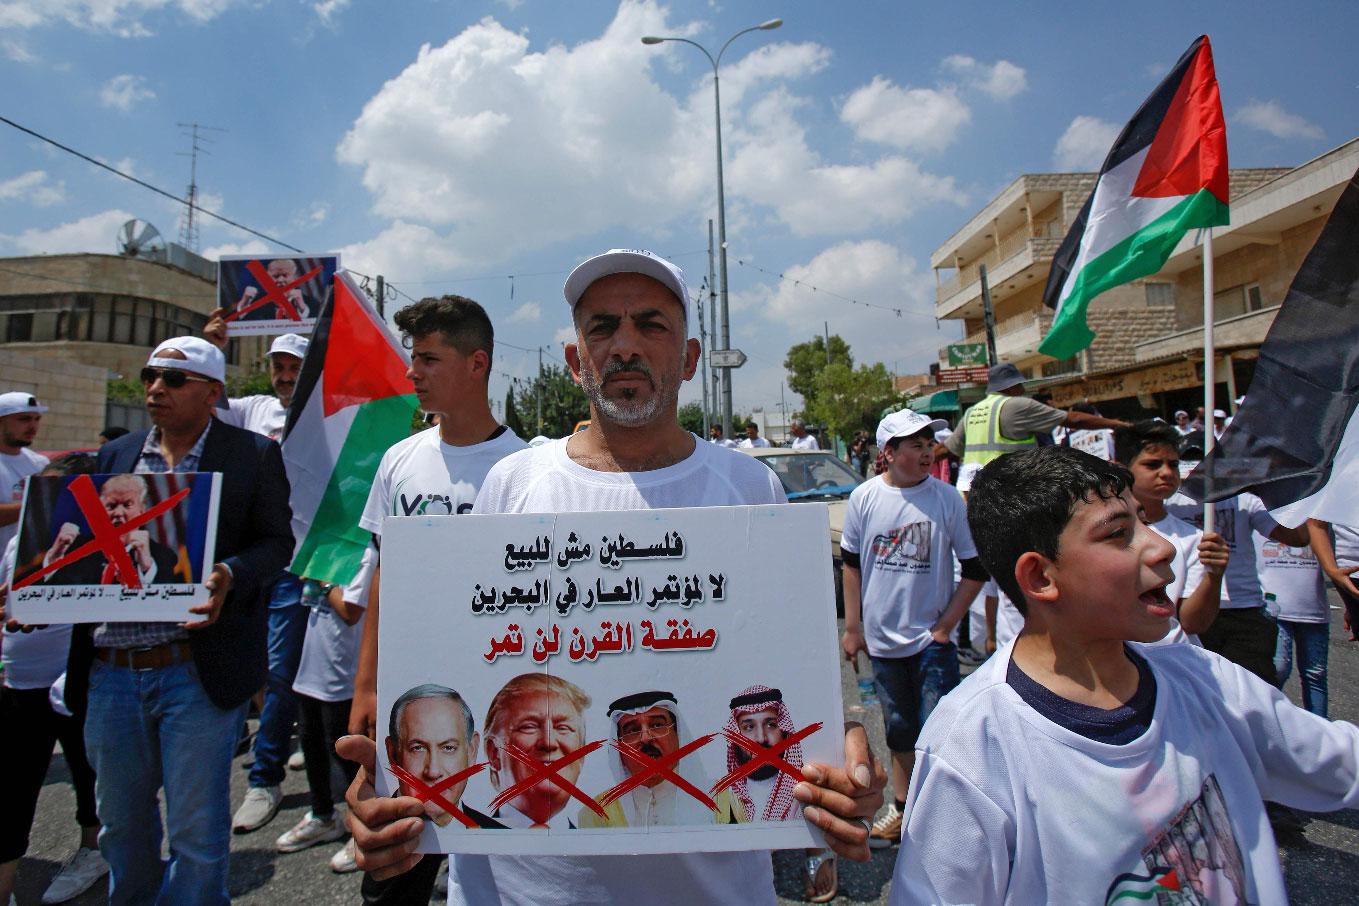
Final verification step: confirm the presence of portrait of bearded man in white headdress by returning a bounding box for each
[578,690,745,828]
[725,685,804,823]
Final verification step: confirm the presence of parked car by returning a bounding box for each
[739,447,863,615]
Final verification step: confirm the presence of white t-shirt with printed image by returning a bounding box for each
[840,475,977,659]
[1166,492,1277,610]
[1255,537,1328,624]
[448,435,785,906]
[359,426,526,540]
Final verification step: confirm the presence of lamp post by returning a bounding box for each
[642,17,782,438]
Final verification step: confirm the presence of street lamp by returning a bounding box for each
[642,17,782,438]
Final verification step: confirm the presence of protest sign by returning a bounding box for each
[218,254,338,336]
[1068,428,1115,461]
[9,472,221,623]
[376,504,843,856]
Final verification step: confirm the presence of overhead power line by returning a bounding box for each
[0,114,303,253]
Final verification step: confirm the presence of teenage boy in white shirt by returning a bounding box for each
[1113,421,1229,644]
[892,446,1359,905]
[1257,535,1330,717]
[840,409,986,849]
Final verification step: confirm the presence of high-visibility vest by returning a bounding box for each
[961,393,1037,466]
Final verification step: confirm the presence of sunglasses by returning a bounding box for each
[139,367,214,388]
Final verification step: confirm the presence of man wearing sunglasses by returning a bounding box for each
[64,336,294,906]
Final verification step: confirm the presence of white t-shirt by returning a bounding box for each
[1,534,72,691]
[841,475,977,658]
[979,578,1024,651]
[292,546,373,702]
[739,436,771,449]
[0,447,47,555]
[1145,512,1205,646]
[711,437,739,449]
[1333,523,1359,569]
[216,394,287,441]
[1166,492,1277,610]
[893,641,1359,906]
[452,435,784,906]
[359,426,526,539]
[790,434,819,451]
[1255,538,1328,623]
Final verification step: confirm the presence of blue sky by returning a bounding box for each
[1,0,1354,415]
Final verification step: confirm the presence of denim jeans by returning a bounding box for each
[1274,619,1329,717]
[871,641,961,751]
[248,573,308,788]
[84,658,247,906]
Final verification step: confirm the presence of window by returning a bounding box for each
[1042,356,1081,378]
[1145,283,1175,308]
[1245,283,1265,312]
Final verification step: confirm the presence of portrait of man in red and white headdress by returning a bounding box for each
[724,684,803,823]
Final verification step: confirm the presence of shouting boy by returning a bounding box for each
[892,447,1359,905]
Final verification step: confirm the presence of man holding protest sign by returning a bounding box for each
[340,248,885,905]
[65,336,294,906]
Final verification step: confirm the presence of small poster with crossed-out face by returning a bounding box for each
[218,254,338,336]
[8,472,221,623]
[375,504,845,856]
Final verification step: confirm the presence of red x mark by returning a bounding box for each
[224,260,322,323]
[488,740,609,819]
[709,722,823,798]
[388,760,488,830]
[599,733,718,811]
[13,475,191,591]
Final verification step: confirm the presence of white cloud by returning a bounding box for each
[0,0,243,36]
[313,0,349,25]
[496,0,524,8]
[840,77,970,153]
[553,326,576,346]
[99,73,155,110]
[201,239,269,260]
[0,170,66,206]
[1235,99,1324,142]
[1,209,135,255]
[509,301,541,324]
[335,1,951,278]
[941,54,1027,101]
[2,38,35,62]
[1053,115,1118,170]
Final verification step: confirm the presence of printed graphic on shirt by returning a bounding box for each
[389,477,474,516]
[1258,540,1317,569]
[870,521,932,571]
[1104,774,1250,905]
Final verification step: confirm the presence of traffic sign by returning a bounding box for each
[710,348,747,369]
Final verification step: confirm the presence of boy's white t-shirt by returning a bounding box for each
[216,394,286,441]
[450,436,785,906]
[840,475,977,659]
[892,641,1359,906]
[292,546,373,703]
[1146,512,1205,646]
[0,534,73,691]
[0,447,47,555]
[979,579,1024,651]
[1332,522,1359,569]
[1166,492,1277,609]
[359,426,526,538]
[1255,538,1328,623]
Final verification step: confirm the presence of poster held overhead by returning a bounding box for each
[218,253,339,336]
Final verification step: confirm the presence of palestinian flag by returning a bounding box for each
[1183,164,1359,528]
[282,270,416,585]
[1039,35,1228,360]
[1104,867,1180,904]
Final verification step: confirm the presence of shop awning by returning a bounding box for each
[905,388,960,414]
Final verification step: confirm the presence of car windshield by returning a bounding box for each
[754,452,863,499]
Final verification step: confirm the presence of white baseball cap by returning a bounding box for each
[148,336,226,384]
[563,249,690,318]
[0,391,48,418]
[268,333,309,360]
[1212,408,1227,419]
[876,409,948,449]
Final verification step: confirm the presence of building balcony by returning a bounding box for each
[934,235,1064,320]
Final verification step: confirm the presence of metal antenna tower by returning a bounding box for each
[175,122,225,251]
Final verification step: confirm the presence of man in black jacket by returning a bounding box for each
[67,336,293,906]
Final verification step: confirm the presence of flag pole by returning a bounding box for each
[1202,228,1216,535]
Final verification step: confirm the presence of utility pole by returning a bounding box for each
[536,346,544,435]
[708,219,721,434]
[375,275,385,318]
[979,264,999,367]
[697,287,711,437]
[824,321,832,365]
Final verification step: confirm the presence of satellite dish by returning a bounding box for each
[117,219,166,259]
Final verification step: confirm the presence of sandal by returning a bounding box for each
[802,849,838,903]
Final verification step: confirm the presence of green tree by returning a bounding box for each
[504,388,526,438]
[677,401,706,434]
[806,362,900,445]
[783,335,853,400]
[513,364,590,438]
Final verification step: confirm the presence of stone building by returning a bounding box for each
[926,137,1358,418]
[0,247,270,448]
